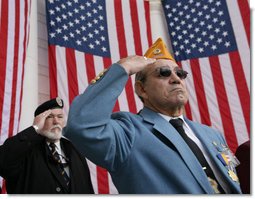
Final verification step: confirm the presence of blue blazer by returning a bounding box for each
[65,64,241,194]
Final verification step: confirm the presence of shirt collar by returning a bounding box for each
[158,113,184,122]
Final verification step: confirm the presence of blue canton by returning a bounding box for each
[162,0,237,61]
[46,0,110,57]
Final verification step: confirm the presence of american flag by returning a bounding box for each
[162,0,250,152]
[46,0,152,194]
[0,0,31,193]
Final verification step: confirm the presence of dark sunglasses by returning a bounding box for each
[153,66,188,79]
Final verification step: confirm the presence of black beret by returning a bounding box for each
[34,97,64,117]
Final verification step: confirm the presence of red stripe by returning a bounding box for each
[0,0,8,135]
[185,101,192,120]
[48,45,58,98]
[229,51,250,135]
[129,0,142,55]
[209,56,238,151]
[114,0,137,113]
[1,179,6,194]
[8,0,21,138]
[84,54,96,83]
[237,0,250,47]
[114,0,127,58]
[190,59,211,126]
[96,166,109,194]
[65,48,78,104]
[144,1,152,46]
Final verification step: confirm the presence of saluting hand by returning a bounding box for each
[117,55,156,76]
[32,110,51,133]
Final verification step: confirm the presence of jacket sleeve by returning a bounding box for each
[64,64,136,172]
[0,126,44,178]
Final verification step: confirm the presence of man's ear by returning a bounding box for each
[135,81,147,100]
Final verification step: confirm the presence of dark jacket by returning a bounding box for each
[235,140,250,194]
[0,126,94,194]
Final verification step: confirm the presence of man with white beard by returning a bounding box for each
[0,97,94,194]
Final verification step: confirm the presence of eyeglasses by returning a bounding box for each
[152,66,188,79]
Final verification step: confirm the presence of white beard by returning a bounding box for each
[43,124,63,141]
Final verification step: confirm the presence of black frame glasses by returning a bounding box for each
[152,66,188,79]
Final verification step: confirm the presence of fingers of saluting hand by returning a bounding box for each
[118,55,156,75]
[39,110,51,118]
[33,110,51,128]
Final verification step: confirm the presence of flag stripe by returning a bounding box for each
[129,0,142,55]
[76,50,88,94]
[48,45,58,98]
[219,53,249,144]
[181,60,201,123]
[226,0,250,90]
[96,166,109,194]
[237,0,250,46]
[8,0,21,138]
[0,0,8,139]
[0,0,31,192]
[209,56,238,150]
[199,58,223,133]
[143,1,152,49]
[190,59,211,126]
[114,0,137,113]
[84,54,96,83]
[66,48,79,103]
[228,51,250,134]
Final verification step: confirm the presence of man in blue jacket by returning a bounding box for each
[64,38,241,194]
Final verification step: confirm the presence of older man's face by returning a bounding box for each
[141,59,189,112]
[42,108,65,141]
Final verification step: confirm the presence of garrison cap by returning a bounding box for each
[144,37,175,61]
[34,97,64,117]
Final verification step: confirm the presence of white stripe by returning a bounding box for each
[86,159,99,194]
[226,0,250,91]
[106,0,129,112]
[219,54,249,144]
[56,46,69,116]
[137,0,150,54]
[181,60,201,123]
[1,0,16,143]
[13,0,26,136]
[93,55,105,76]
[106,0,119,62]
[199,58,224,134]
[122,0,135,55]
[108,172,118,194]
[75,50,88,94]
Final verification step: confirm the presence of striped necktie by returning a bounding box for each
[49,142,70,187]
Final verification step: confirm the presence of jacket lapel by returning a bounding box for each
[139,107,214,193]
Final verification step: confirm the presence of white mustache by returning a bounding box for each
[50,124,62,131]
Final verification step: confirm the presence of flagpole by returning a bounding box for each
[149,0,173,52]
[19,0,38,131]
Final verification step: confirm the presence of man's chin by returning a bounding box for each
[45,131,62,141]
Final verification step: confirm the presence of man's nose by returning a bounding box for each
[169,72,181,84]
